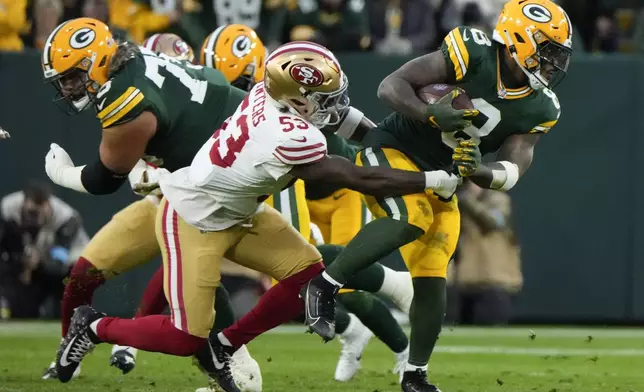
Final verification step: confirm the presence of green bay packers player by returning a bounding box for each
[304,1,571,391]
[39,19,264,385]
[199,25,411,384]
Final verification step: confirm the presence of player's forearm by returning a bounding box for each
[343,166,427,199]
[377,76,429,122]
[469,161,521,191]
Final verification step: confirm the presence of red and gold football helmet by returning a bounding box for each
[493,0,572,89]
[264,41,349,128]
[143,33,195,62]
[200,24,266,91]
[42,18,117,113]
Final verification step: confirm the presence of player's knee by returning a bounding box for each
[68,257,106,285]
[281,262,324,286]
[317,244,344,267]
[171,327,207,355]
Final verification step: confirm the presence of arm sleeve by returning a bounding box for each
[529,91,561,134]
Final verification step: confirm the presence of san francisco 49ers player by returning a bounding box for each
[143,32,195,62]
[56,41,460,392]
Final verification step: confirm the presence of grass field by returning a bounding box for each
[2,322,644,392]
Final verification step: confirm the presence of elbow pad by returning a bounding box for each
[81,159,128,195]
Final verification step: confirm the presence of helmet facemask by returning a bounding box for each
[231,63,258,92]
[506,28,571,90]
[294,73,350,128]
[48,58,101,114]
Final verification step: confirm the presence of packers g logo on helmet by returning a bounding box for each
[231,35,252,58]
[69,28,96,49]
[522,4,552,23]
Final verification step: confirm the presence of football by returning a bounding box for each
[416,84,474,109]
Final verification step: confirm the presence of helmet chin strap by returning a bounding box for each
[503,29,548,90]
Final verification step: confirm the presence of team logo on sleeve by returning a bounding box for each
[290,64,324,87]
[232,35,252,58]
[522,4,552,23]
[69,28,96,49]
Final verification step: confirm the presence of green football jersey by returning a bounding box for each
[95,46,247,171]
[363,26,561,172]
[305,133,361,200]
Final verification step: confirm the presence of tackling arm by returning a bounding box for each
[376,51,449,122]
[289,154,458,199]
[469,133,541,191]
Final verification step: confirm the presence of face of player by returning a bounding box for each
[58,70,90,103]
[21,199,52,229]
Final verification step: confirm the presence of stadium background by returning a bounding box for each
[0,0,642,324]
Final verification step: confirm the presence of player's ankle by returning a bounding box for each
[321,271,344,288]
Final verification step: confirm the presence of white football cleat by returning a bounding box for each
[195,344,262,392]
[393,345,410,383]
[334,314,373,382]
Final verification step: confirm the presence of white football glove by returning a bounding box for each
[0,126,10,140]
[424,170,461,199]
[128,159,169,197]
[45,143,88,193]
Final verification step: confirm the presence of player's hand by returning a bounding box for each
[130,163,170,197]
[0,126,9,140]
[426,89,479,133]
[452,139,481,177]
[426,170,461,199]
[45,143,75,184]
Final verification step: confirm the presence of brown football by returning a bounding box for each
[416,84,474,109]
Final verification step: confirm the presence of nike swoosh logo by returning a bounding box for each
[210,345,225,370]
[59,335,78,367]
[291,136,307,143]
[96,98,107,111]
[333,193,346,200]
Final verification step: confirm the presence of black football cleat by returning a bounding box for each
[194,335,241,392]
[301,275,339,342]
[110,349,136,375]
[56,305,104,383]
[401,369,443,392]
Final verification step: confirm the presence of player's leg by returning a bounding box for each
[304,148,429,339]
[401,195,460,392]
[327,188,363,246]
[307,194,335,244]
[44,198,161,380]
[56,199,238,390]
[208,206,324,375]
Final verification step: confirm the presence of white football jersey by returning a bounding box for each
[160,82,328,231]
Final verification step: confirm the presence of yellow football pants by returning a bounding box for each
[356,147,460,278]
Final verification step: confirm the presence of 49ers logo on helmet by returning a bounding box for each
[290,64,324,87]
[173,39,190,56]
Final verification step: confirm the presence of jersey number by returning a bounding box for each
[210,96,251,167]
[143,54,207,104]
[441,98,501,148]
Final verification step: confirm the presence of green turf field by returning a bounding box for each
[1,322,644,392]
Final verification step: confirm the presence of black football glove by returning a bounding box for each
[425,88,479,133]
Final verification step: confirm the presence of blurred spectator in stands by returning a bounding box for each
[127,0,186,46]
[439,0,504,36]
[592,8,619,52]
[448,180,522,326]
[0,0,29,52]
[32,0,64,50]
[369,0,435,56]
[634,8,644,53]
[288,0,370,52]
[0,181,89,319]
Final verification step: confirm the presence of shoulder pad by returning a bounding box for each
[530,89,561,134]
[95,72,148,128]
[441,26,494,82]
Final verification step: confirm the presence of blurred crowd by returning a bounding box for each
[0,0,642,55]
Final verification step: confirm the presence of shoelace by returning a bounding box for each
[214,346,234,380]
[318,288,336,320]
[69,333,95,362]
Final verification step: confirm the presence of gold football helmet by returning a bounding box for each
[200,24,266,91]
[143,33,195,62]
[493,0,572,89]
[42,18,117,113]
[264,41,349,128]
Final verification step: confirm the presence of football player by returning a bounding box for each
[199,25,411,383]
[56,41,460,392]
[143,32,195,62]
[39,19,260,384]
[303,0,570,391]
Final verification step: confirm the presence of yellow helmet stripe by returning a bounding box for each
[102,92,144,128]
[445,29,469,81]
[97,86,140,121]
